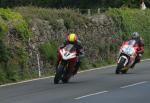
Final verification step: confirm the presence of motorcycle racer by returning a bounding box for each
[122,32,144,68]
[56,33,84,75]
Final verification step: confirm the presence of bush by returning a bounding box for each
[0,40,11,62]
[107,8,150,58]
[0,64,6,84]
[0,8,31,84]
[107,8,150,42]
[0,17,8,39]
[15,7,88,29]
[1,0,150,8]
[0,8,31,40]
[39,42,57,64]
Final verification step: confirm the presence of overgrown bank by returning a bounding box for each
[106,8,150,58]
[0,7,150,84]
[0,8,30,84]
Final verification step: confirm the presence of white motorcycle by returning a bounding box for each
[116,40,138,74]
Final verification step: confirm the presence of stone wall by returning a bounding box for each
[27,14,117,71]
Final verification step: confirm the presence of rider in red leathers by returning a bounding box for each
[56,33,84,75]
[127,32,144,68]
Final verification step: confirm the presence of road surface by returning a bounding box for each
[0,60,150,103]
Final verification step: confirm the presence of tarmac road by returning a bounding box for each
[0,60,150,103]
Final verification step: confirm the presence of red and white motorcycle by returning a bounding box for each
[54,44,77,84]
[116,40,139,74]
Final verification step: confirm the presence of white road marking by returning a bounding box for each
[74,91,108,100]
[0,59,150,87]
[120,81,148,89]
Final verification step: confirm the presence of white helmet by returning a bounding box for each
[132,32,140,39]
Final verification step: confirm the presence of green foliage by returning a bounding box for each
[15,7,87,29]
[6,62,20,82]
[1,0,150,8]
[0,62,20,83]
[0,8,31,40]
[13,19,31,40]
[107,8,150,58]
[0,8,31,84]
[16,47,28,64]
[107,8,150,44]
[0,17,8,39]
[0,8,30,63]
[0,8,21,20]
[80,58,91,70]
[0,64,6,84]
[143,45,150,58]
[0,40,11,62]
[39,42,57,64]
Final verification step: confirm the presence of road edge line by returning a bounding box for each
[0,59,150,87]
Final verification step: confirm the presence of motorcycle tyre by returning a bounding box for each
[54,64,63,84]
[116,58,126,74]
[62,71,71,83]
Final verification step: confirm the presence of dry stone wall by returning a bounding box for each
[27,14,118,70]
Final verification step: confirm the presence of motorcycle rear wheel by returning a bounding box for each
[62,71,71,83]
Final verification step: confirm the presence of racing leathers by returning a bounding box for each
[56,39,84,75]
[130,38,144,68]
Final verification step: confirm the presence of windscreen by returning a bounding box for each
[128,40,136,46]
[65,44,76,51]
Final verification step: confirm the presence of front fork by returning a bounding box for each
[118,55,129,67]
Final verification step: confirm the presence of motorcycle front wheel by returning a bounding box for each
[54,64,64,84]
[116,58,126,74]
[121,67,129,74]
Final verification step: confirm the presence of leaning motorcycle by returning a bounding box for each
[116,40,138,74]
[54,44,77,84]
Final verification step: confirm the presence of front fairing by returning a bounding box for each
[118,41,138,66]
[59,44,77,61]
[60,49,77,60]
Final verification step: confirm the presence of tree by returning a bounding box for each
[0,0,150,8]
